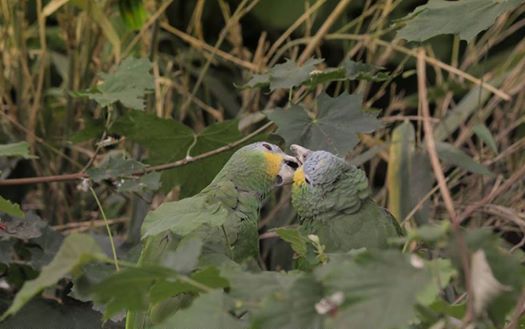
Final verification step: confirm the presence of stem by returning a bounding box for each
[89,186,120,271]
[0,122,274,186]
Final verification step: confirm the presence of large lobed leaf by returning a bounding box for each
[162,119,246,198]
[223,268,323,329]
[87,57,154,110]
[111,111,249,196]
[151,290,245,329]
[315,250,432,329]
[85,234,226,319]
[267,92,381,155]
[240,59,390,90]
[396,0,523,42]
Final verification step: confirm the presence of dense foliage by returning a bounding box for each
[1,0,525,328]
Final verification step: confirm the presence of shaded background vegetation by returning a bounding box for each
[1,0,525,328]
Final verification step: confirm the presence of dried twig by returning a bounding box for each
[417,49,474,324]
[0,122,274,186]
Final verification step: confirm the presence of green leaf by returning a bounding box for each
[111,114,251,196]
[111,111,193,162]
[69,118,105,143]
[161,236,203,274]
[87,57,154,110]
[435,142,492,176]
[239,73,270,89]
[0,196,24,218]
[241,59,390,90]
[224,268,303,302]
[86,152,146,182]
[141,194,230,238]
[406,222,451,243]
[267,92,381,155]
[1,234,105,320]
[315,250,432,329]
[119,0,148,30]
[306,60,390,88]
[270,58,324,90]
[0,298,121,329]
[473,123,498,153]
[0,142,34,159]
[240,58,323,90]
[387,121,415,221]
[27,223,65,269]
[275,227,308,257]
[344,60,391,82]
[162,120,245,197]
[0,213,46,240]
[151,290,245,329]
[396,0,523,42]
[87,265,174,318]
[224,268,323,329]
[250,275,324,329]
[110,111,195,192]
[150,267,229,303]
[116,172,161,193]
[417,258,456,306]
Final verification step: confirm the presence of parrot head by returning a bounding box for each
[290,144,348,187]
[289,144,370,219]
[213,142,299,193]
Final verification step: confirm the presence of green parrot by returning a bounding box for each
[290,144,402,252]
[126,142,298,329]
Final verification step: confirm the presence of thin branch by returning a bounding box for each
[0,122,274,186]
[298,0,351,64]
[322,33,511,101]
[265,0,351,109]
[458,163,525,224]
[160,22,258,72]
[89,186,119,271]
[265,0,328,63]
[417,49,474,324]
[417,49,457,224]
[52,217,128,231]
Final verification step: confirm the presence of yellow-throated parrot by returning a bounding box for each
[290,144,401,252]
[126,142,298,329]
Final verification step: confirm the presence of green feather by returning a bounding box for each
[126,143,283,329]
[292,151,401,253]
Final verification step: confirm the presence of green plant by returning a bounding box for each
[1,1,525,328]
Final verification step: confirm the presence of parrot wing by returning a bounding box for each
[127,179,259,329]
[304,199,401,252]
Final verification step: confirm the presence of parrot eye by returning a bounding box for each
[262,143,273,151]
[284,159,299,170]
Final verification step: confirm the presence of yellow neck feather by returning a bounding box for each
[293,166,305,187]
[264,152,283,177]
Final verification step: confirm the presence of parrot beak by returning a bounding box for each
[275,154,299,186]
[290,144,312,165]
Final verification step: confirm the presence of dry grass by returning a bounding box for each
[0,0,524,250]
